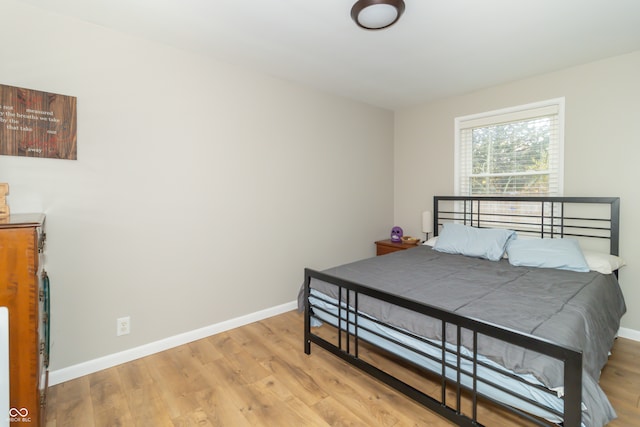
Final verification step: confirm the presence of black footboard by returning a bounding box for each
[303,268,583,427]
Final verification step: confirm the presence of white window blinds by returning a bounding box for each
[455,98,564,196]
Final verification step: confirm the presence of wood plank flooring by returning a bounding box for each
[45,311,640,426]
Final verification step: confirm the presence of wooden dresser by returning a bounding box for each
[0,214,48,426]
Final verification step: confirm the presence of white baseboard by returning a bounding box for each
[48,300,298,386]
[618,327,640,342]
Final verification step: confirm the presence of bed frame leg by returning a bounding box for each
[304,269,312,355]
[304,306,312,355]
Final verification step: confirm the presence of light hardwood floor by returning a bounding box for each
[45,311,640,426]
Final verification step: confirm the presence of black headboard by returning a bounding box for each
[433,196,620,256]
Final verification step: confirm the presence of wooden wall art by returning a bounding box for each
[0,83,77,160]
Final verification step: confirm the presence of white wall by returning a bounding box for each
[0,1,394,371]
[394,50,640,333]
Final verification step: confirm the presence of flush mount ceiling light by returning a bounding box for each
[351,0,406,30]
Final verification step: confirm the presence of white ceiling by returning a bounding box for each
[21,0,640,109]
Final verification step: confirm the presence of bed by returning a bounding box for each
[301,196,626,427]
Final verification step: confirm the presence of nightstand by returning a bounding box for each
[374,239,420,256]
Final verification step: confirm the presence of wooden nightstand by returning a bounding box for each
[374,239,420,256]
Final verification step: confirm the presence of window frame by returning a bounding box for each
[454,98,565,197]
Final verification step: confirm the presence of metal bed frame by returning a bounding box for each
[303,196,620,427]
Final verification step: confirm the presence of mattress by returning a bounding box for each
[302,245,627,427]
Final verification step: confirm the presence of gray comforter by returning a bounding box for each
[300,245,626,427]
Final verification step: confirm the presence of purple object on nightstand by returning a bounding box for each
[390,226,403,242]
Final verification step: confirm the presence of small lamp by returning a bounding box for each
[422,211,433,241]
[351,0,406,30]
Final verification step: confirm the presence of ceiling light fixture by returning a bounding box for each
[351,0,406,30]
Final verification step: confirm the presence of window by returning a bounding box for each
[455,98,564,196]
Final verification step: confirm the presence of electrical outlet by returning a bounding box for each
[117,316,130,336]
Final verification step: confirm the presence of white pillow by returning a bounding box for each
[422,236,438,247]
[582,250,626,274]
